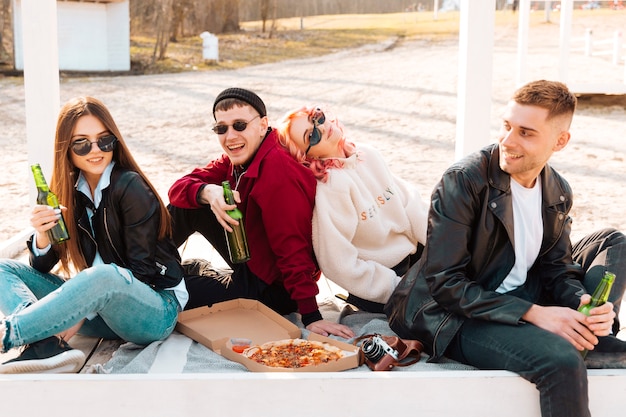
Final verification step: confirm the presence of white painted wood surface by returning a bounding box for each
[1,370,625,416]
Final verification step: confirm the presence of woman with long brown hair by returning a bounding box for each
[0,96,187,374]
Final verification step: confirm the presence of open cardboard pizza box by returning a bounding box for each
[175,298,359,372]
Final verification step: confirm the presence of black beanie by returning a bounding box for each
[213,87,267,119]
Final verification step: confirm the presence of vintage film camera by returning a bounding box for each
[360,334,400,371]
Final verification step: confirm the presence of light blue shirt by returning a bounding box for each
[34,161,188,310]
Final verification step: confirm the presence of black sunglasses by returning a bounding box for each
[212,115,260,135]
[305,109,326,155]
[71,135,117,156]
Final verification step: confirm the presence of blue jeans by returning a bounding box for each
[0,259,180,352]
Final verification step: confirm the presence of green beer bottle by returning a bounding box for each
[578,270,615,357]
[222,181,250,263]
[31,163,70,245]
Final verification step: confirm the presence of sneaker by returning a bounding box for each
[0,336,85,374]
[182,258,232,287]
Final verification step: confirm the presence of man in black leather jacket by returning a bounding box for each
[386,80,626,417]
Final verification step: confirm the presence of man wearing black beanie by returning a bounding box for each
[168,87,354,339]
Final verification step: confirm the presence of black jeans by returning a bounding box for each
[445,228,626,417]
[346,244,424,313]
[168,205,297,315]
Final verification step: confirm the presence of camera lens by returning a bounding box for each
[361,338,386,362]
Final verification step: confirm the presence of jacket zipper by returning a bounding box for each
[103,207,123,261]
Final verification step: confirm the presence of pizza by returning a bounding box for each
[242,338,343,368]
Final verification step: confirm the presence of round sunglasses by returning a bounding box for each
[305,109,326,155]
[71,135,118,156]
[212,115,260,135]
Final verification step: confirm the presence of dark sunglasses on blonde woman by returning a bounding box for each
[71,135,117,156]
[305,108,326,155]
[212,115,260,135]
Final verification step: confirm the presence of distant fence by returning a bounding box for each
[572,28,626,84]
[574,29,624,64]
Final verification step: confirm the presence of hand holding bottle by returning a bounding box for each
[577,271,616,356]
[578,297,615,336]
[199,183,241,232]
[30,163,70,245]
[222,181,250,264]
[29,204,68,248]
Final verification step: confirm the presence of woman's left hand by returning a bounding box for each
[56,319,85,342]
[306,319,355,339]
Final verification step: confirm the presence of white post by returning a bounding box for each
[433,0,439,21]
[545,1,552,23]
[455,0,495,160]
[21,0,60,183]
[558,0,574,84]
[613,30,622,65]
[585,28,593,57]
[516,0,531,87]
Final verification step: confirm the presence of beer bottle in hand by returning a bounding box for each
[578,270,615,357]
[31,163,70,244]
[222,181,250,263]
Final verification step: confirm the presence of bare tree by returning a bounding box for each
[0,0,11,61]
[260,0,269,33]
[218,0,240,33]
[170,0,193,41]
[152,0,174,62]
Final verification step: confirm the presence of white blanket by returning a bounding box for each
[88,308,476,374]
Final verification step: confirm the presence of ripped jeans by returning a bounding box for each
[0,259,180,352]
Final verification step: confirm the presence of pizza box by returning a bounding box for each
[175,298,359,372]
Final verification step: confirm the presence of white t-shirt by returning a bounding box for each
[496,177,543,294]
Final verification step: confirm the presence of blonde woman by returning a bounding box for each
[277,106,428,313]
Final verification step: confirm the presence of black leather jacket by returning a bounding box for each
[386,144,586,360]
[29,165,184,289]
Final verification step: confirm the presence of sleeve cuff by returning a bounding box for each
[301,310,323,327]
[31,233,51,256]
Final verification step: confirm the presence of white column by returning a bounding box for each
[21,0,60,181]
[585,28,593,57]
[455,0,495,160]
[516,0,531,87]
[0,0,61,257]
[613,30,622,66]
[558,0,574,83]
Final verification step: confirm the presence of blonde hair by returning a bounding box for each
[276,106,356,182]
[50,96,172,274]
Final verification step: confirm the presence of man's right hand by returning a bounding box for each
[198,184,240,232]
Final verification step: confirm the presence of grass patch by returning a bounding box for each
[131,11,462,74]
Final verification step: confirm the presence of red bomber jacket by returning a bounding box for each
[168,129,321,316]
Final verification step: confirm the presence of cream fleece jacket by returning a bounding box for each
[312,144,428,304]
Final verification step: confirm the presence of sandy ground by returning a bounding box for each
[1,11,625,249]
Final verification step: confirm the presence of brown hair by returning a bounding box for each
[512,80,577,128]
[50,96,172,274]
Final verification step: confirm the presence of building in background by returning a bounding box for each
[12,0,129,72]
